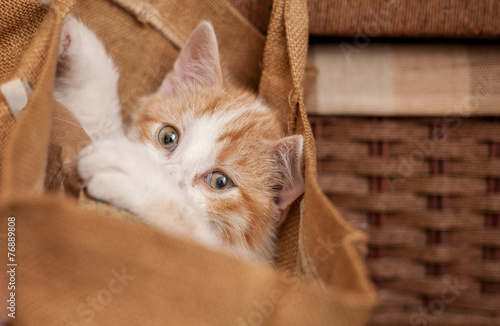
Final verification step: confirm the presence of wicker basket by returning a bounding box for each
[229,0,500,38]
[310,115,500,325]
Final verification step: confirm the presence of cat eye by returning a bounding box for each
[207,171,235,190]
[158,126,179,151]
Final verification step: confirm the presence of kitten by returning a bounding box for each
[54,15,304,263]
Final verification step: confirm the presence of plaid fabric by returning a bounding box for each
[306,43,500,116]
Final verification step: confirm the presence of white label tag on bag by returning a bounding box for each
[1,78,32,118]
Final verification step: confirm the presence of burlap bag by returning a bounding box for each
[0,0,377,324]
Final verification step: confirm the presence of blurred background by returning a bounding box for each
[230,1,500,325]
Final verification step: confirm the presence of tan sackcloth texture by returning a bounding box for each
[45,102,91,196]
[1,196,376,325]
[258,0,294,133]
[0,0,377,325]
[307,43,500,116]
[0,0,47,187]
[0,0,75,195]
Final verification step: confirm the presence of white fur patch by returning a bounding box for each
[54,15,122,141]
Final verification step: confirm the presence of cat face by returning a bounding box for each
[128,22,303,262]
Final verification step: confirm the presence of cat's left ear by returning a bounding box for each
[158,21,224,97]
[270,135,304,226]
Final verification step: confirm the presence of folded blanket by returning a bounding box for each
[306,42,500,116]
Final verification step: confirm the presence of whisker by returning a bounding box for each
[53,117,85,130]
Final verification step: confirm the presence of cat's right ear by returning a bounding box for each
[158,21,224,97]
[270,135,304,227]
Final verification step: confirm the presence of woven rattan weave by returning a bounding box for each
[310,115,500,325]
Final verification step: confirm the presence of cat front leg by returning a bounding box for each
[78,137,221,248]
[54,15,122,141]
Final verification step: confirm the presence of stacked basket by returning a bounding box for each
[231,0,500,325]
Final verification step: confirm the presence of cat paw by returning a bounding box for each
[56,15,101,74]
[57,15,78,66]
[59,31,71,60]
[78,137,220,247]
[78,138,162,211]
